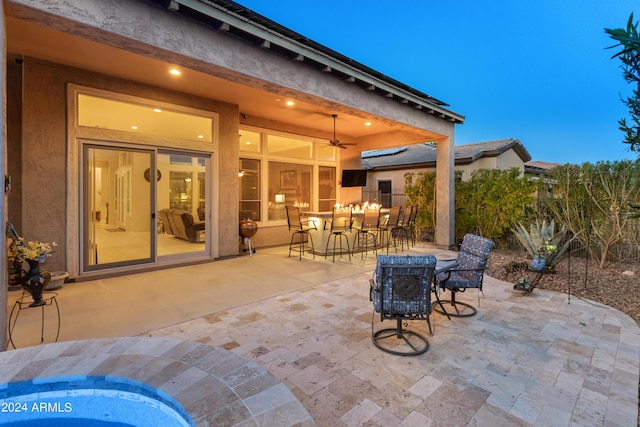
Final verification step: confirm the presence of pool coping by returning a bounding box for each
[0,337,316,426]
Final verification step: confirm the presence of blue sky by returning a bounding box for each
[237,0,639,164]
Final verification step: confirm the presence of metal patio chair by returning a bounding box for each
[433,233,494,318]
[370,254,436,356]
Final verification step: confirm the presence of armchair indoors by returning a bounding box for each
[285,206,317,260]
[370,255,436,356]
[159,209,205,242]
[433,233,494,318]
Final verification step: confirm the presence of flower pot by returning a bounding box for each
[20,260,50,307]
[46,271,68,291]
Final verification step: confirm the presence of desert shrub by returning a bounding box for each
[545,160,640,268]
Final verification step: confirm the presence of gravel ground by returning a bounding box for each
[486,249,640,326]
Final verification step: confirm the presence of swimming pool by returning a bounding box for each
[0,375,194,426]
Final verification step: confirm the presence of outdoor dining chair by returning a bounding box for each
[370,254,436,356]
[285,206,317,260]
[433,233,494,318]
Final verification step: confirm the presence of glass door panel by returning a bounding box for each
[83,145,154,271]
[157,151,208,258]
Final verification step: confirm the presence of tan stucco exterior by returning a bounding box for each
[2,0,464,344]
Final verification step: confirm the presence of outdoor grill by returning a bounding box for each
[239,218,258,257]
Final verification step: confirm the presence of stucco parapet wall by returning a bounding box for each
[0,337,316,426]
[6,0,462,132]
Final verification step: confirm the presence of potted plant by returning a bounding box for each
[7,238,55,306]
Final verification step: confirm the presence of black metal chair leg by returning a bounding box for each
[433,290,477,317]
[372,317,429,356]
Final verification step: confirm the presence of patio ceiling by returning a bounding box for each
[5,0,462,143]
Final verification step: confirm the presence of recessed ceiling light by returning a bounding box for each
[364,122,372,126]
[154,108,162,113]
[131,125,139,130]
[197,135,204,139]
[286,101,295,106]
[245,141,252,145]
[169,69,181,76]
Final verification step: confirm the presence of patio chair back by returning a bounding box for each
[433,233,494,318]
[453,233,494,288]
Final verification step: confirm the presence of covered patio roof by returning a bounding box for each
[5,0,463,140]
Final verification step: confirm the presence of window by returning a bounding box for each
[269,162,312,220]
[239,127,338,222]
[267,135,313,160]
[239,158,261,221]
[169,171,193,210]
[239,130,261,153]
[319,166,336,211]
[77,94,213,142]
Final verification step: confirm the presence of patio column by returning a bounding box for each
[435,136,455,250]
[1,1,8,351]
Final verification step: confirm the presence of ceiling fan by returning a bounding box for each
[328,114,353,149]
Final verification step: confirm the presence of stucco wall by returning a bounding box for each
[15,57,239,276]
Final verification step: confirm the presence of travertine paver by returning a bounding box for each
[0,337,315,427]
[2,244,637,426]
[150,265,640,427]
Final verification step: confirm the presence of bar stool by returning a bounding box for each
[397,205,417,250]
[352,206,381,258]
[285,206,317,260]
[324,206,353,262]
[379,206,402,254]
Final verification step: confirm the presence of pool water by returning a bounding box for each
[0,376,193,426]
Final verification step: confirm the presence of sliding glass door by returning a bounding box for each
[156,151,208,259]
[83,144,155,271]
[82,143,210,273]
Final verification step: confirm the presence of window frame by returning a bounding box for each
[239,126,338,224]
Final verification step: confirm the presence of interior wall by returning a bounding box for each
[18,57,239,277]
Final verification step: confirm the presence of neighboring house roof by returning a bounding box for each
[524,160,562,176]
[147,0,463,123]
[362,138,531,170]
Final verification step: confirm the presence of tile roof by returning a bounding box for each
[362,138,531,170]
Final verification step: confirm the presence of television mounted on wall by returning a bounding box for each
[341,169,367,187]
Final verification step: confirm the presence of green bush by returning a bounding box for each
[455,168,537,241]
[404,167,536,243]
